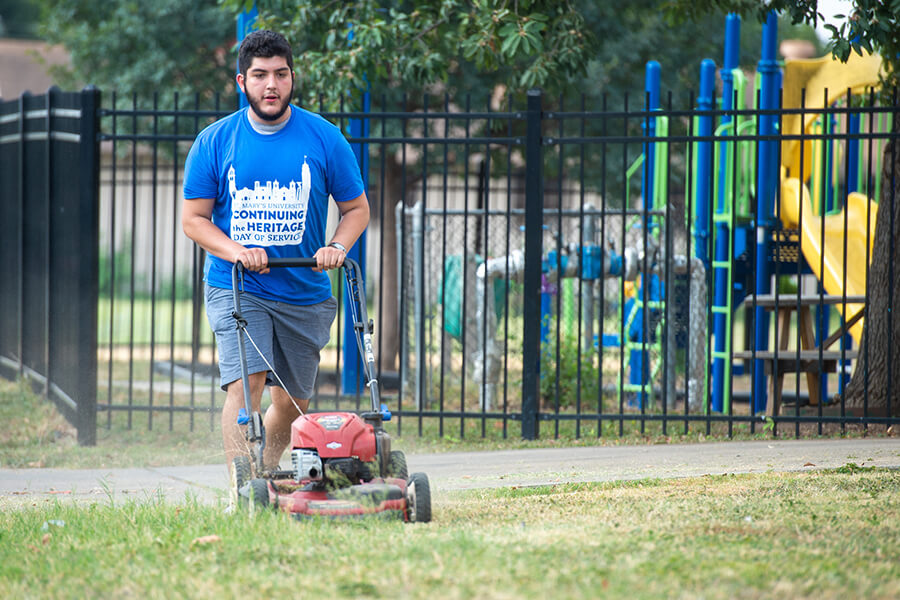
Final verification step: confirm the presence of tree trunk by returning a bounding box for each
[842,110,900,414]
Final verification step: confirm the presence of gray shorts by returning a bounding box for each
[205,284,337,398]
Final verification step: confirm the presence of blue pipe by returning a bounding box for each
[723,14,741,75]
[826,114,838,213]
[752,11,780,414]
[343,25,370,394]
[541,278,552,344]
[630,62,661,407]
[848,113,860,194]
[711,14,741,413]
[695,59,716,267]
[643,61,661,215]
[343,89,370,394]
[236,3,258,108]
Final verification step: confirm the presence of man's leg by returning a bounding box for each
[205,285,276,473]
[262,295,336,468]
[222,371,267,469]
[262,386,310,469]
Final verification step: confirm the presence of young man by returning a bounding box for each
[182,30,369,472]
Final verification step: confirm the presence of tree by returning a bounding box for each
[668,0,900,414]
[1,0,42,38]
[35,0,233,99]
[224,0,599,111]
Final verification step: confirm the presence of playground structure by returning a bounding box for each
[397,12,888,415]
[699,15,885,414]
[777,51,883,345]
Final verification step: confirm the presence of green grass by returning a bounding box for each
[98,297,214,346]
[97,294,360,347]
[0,377,223,468]
[2,470,899,599]
[4,372,900,597]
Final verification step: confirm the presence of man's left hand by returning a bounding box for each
[312,245,346,272]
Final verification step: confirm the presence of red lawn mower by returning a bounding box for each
[229,257,431,522]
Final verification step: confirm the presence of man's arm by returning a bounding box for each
[181,197,270,273]
[312,192,371,272]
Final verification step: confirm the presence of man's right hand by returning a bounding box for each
[182,198,271,275]
[233,247,270,274]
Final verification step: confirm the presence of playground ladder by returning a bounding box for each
[619,115,669,403]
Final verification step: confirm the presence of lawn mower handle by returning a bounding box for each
[263,257,319,268]
[232,256,361,271]
[230,256,380,413]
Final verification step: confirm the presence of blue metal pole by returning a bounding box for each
[642,61,660,215]
[695,59,716,267]
[848,113,860,194]
[695,58,716,409]
[826,114,838,213]
[235,3,258,108]
[343,90,370,394]
[723,14,741,78]
[630,61,661,406]
[711,14,741,413]
[752,11,780,414]
[541,284,552,344]
[342,24,370,395]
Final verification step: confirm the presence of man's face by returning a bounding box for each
[237,55,294,124]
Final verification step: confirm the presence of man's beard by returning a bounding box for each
[247,83,293,122]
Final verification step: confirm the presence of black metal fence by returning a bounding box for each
[2,86,899,444]
[0,87,100,444]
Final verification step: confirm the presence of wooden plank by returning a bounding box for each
[732,350,859,361]
[797,306,821,404]
[741,294,866,308]
[820,308,865,350]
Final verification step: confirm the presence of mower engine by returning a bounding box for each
[291,449,323,481]
[289,411,389,486]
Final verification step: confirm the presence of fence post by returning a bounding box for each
[76,85,100,446]
[521,89,543,440]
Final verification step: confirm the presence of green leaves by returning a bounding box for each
[37,0,233,98]
[498,14,547,58]
[239,0,597,110]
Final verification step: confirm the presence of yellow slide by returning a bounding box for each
[778,51,883,343]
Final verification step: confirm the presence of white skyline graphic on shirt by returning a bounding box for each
[228,158,311,246]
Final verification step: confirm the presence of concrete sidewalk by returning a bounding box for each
[2,438,898,507]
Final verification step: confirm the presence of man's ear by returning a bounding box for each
[236,72,245,94]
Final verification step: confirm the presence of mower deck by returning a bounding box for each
[263,477,409,520]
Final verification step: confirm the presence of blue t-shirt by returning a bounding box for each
[183,105,365,305]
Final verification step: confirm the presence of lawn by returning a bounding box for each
[1,469,898,599]
[3,374,900,598]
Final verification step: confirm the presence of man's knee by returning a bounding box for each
[269,386,307,414]
[225,372,267,403]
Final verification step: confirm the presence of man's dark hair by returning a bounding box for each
[238,30,294,76]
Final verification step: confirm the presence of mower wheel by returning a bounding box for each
[389,450,408,479]
[406,472,432,523]
[246,478,271,511]
[231,456,252,506]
